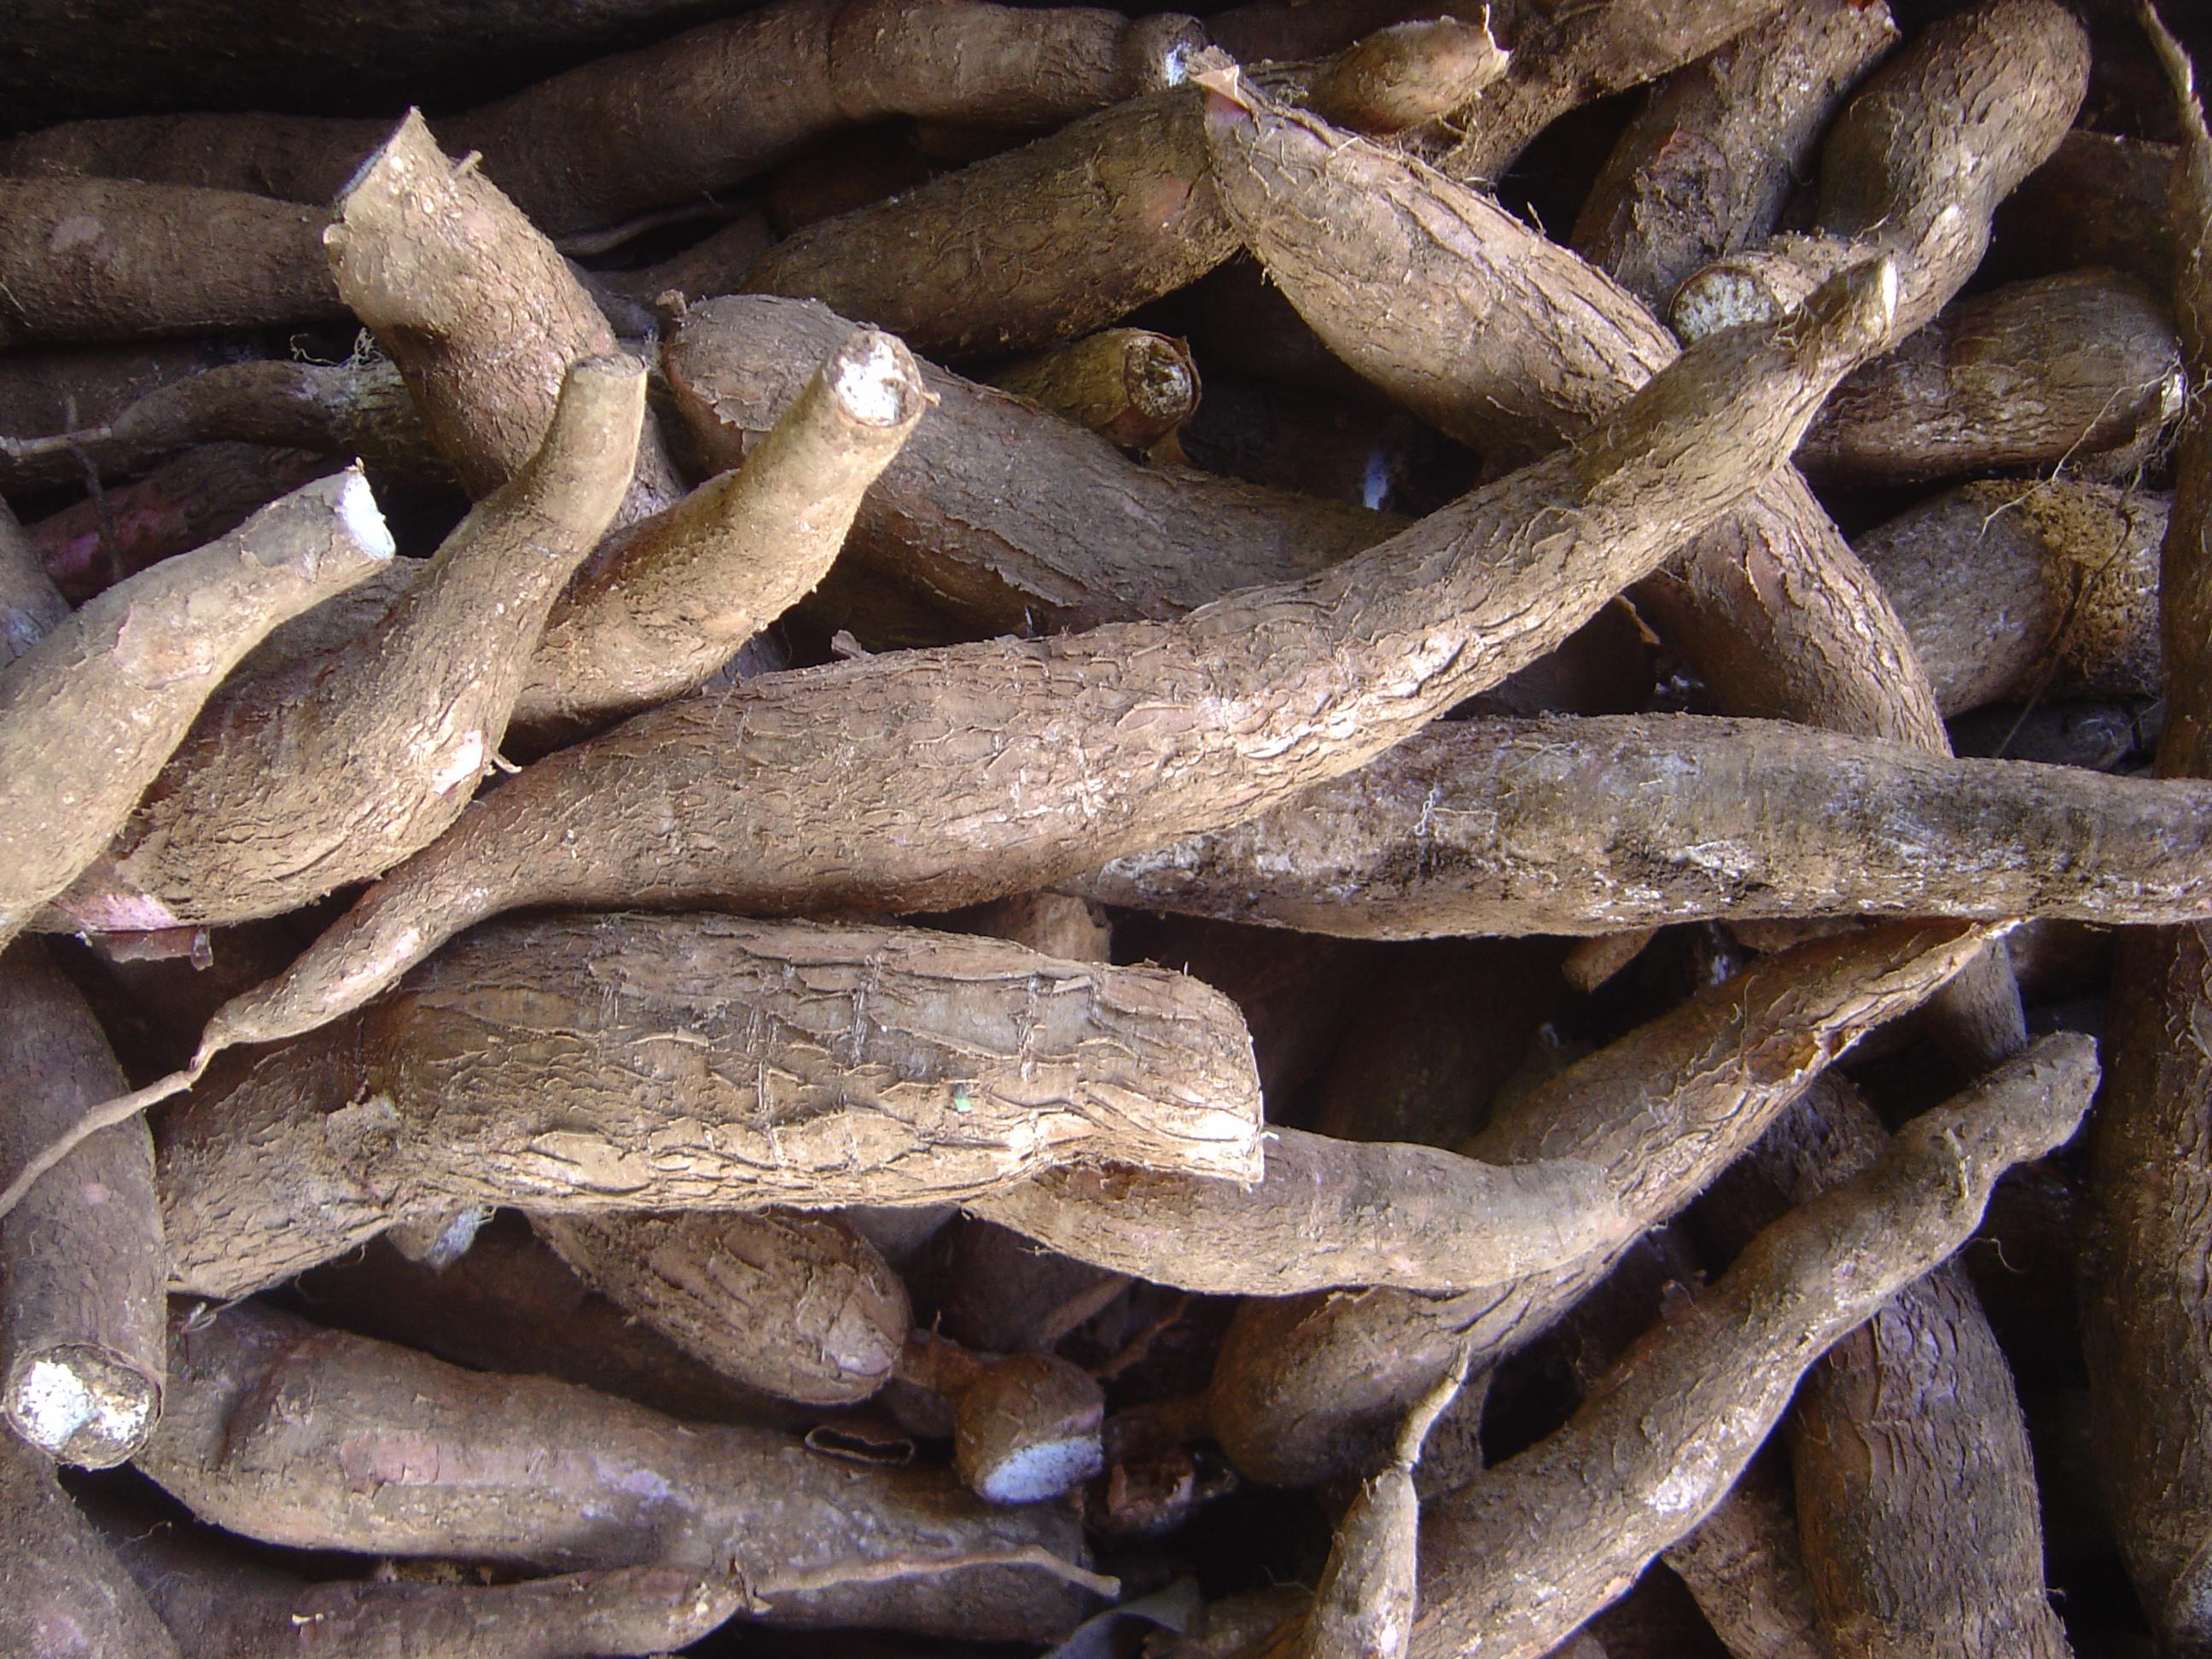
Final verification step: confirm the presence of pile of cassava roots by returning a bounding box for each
[9,0,2212,1653]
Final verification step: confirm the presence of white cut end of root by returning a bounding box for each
[835,333,916,428]
[974,1434,1105,1505]
[335,467,398,562]
[1669,268,1778,343]
[1162,39,1195,84]
[9,1353,151,1462]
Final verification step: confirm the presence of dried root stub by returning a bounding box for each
[0,467,393,952]
[0,941,166,1467]
[1407,1033,2098,1659]
[327,110,682,516]
[0,0,1206,236]
[155,911,1261,1297]
[139,1300,1100,1642]
[532,1209,911,1408]
[67,252,1896,1159]
[987,328,1201,451]
[901,1332,1108,1505]
[47,354,643,938]
[512,324,928,739]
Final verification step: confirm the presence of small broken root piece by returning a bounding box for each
[901,1332,1108,1505]
[987,328,1200,451]
[1407,1033,2098,1659]
[532,1209,911,1407]
[513,325,927,740]
[326,109,680,516]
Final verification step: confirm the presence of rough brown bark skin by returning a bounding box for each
[0,468,393,952]
[155,911,1262,1298]
[533,1209,911,1406]
[1572,0,1900,313]
[514,326,926,740]
[1669,0,2089,346]
[1196,67,2030,1063]
[743,81,1243,358]
[987,328,1201,451]
[1798,270,2184,484]
[1205,921,1997,1487]
[26,443,340,604]
[295,1219,806,1427]
[0,337,282,494]
[2082,19,2212,1653]
[0,1431,182,1658]
[138,1301,1096,1641]
[109,1523,747,1659]
[0,355,449,488]
[0,940,165,1467]
[1080,713,2212,938]
[0,0,1204,236]
[129,257,1889,1114]
[1856,480,2164,719]
[1406,1033,2098,1659]
[0,176,345,346]
[1295,16,1510,136]
[667,294,1385,638]
[1707,1075,2069,1659]
[49,356,643,936]
[965,1127,1626,1295]
[1662,1453,1830,1659]
[1428,0,1792,185]
[327,110,682,519]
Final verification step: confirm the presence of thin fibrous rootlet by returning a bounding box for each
[0,247,1902,1222]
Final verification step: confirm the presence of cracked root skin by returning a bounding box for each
[2084,25,2212,1648]
[967,1126,1627,1296]
[157,911,1261,1298]
[1406,1033,2097,1659]
[0,468,393,950]
[0,941,165,1468]
[532,1209,911,1407]
[160,261,1890,1109]
[50,355,643,934]
[138,1300,1093,1642]
[1207,920,1997,1487]
[1076,713,2212,938]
